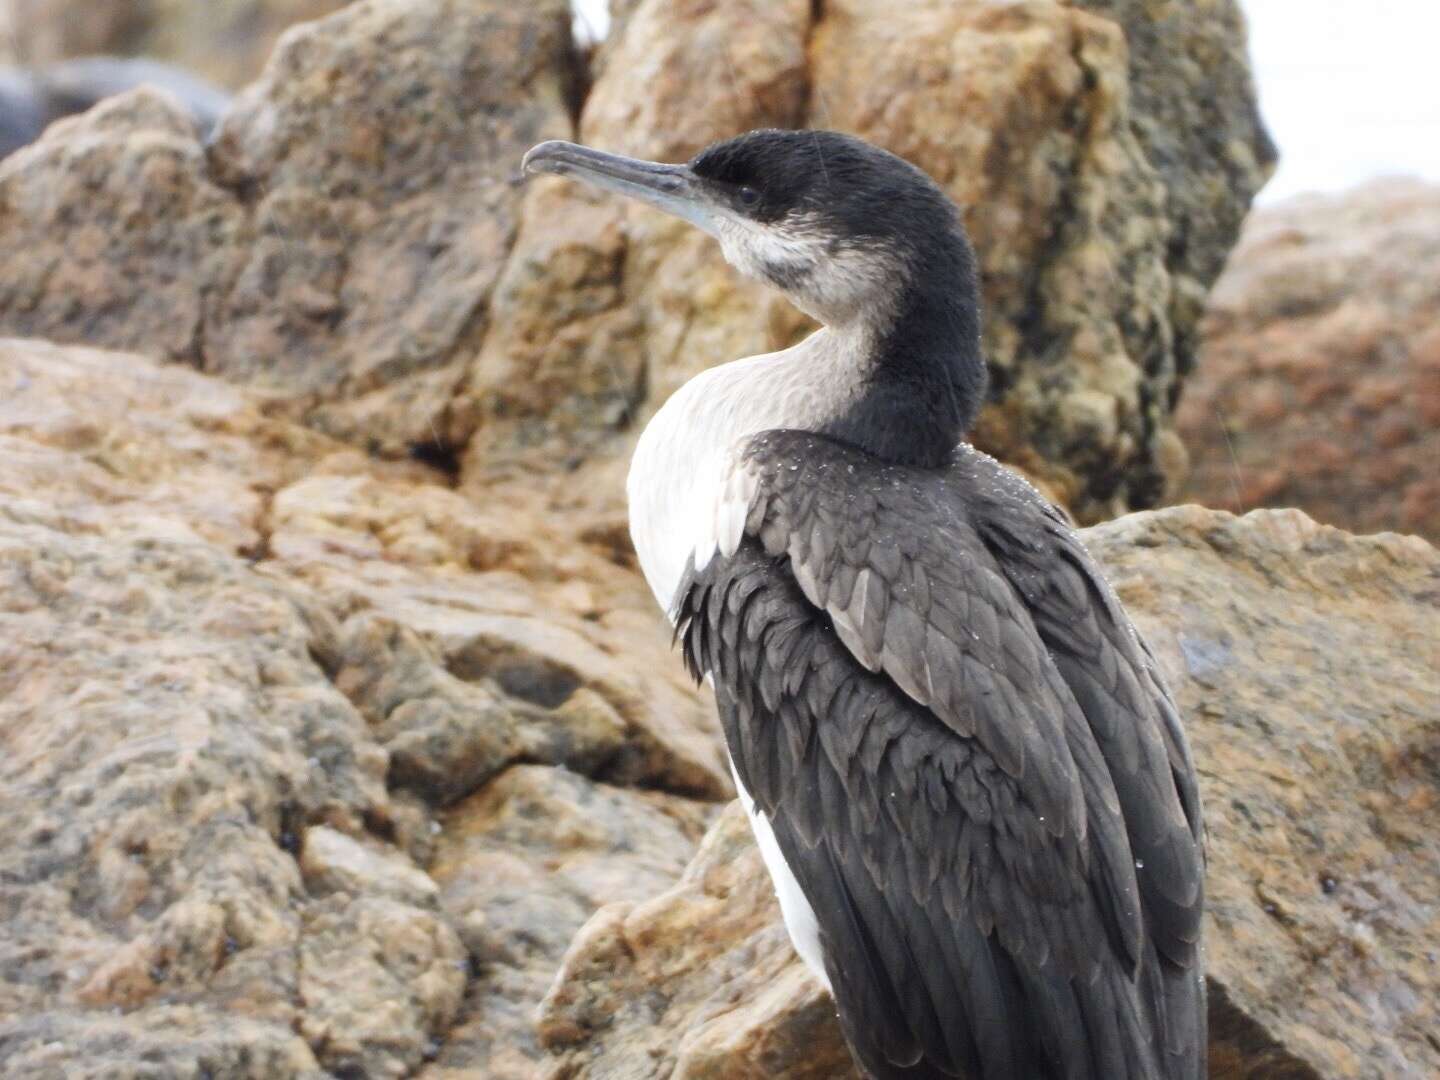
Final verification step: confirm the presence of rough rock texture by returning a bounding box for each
[0,90,250,363]
[541,507,1440,1080]
[458,0,1274,522]
[0,337,723,1078]
[0,337,323,551]
[0,483,460,1078]
[1,0,352,89]
[424,765,714,1078]
[1068,0,1276,364]
[539,802,856,1080]
[1177,180,1440,543]
[0,0,1270,522]
[0,0,578,454]
[272,470,730,803]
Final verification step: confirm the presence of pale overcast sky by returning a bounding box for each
[570,0,1440,204]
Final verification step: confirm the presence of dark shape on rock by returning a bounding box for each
[0,56,231,158]
[0,70,46,157]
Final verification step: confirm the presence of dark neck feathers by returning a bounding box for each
[818,233,987,469]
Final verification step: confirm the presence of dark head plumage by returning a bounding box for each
[524,128,989,464]
[689,129,965,249]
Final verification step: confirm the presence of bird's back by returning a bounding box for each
[675,430,1206,1080]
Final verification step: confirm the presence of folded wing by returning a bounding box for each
[677,430,1205,1080]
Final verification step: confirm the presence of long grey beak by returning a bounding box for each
[522,140,717,234]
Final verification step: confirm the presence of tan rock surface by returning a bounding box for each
[423,765,714,1078]
[270,469,731,802]
[541,507,1440,1080]
[458,0,1274,523]
[0,0,578,454]
[539,801,855,1080]
[0,337,338,552]
[0,493,424,1077]
[0,89,248,363]
[0,338,726,1076]
[204,0,577,451]
[2,0,1271,523]
[1177,180,1440,543]
[2,0,351,89]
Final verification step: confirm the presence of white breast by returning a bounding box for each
[627,330,860,992]
[627,328,862,613]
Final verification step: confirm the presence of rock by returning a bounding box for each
[299,825,439,906]
[1069,0,1276,362]
[1177,180,1440,542]
[297,894,466,1078]
[0,0,1269,520]
[0,498,407,1076]
[0,1009,322,1079]
[0,338,336,553]
[538,801,855,1080]
[0,0,579,456]
[2,0,352,89]
[423,765,714,1077]
[0,340,728,1076]
[203,0,577,453]
[456,0,1274,522]
[0,0,150,73]
[540,507,1440,1080]
[1098,509,1440,1080]
[270,470,732,802]
[0,90,249,363]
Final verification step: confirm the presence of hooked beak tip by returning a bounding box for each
[520,140,571,178]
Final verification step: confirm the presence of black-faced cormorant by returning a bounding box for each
[523,130,1206,1080]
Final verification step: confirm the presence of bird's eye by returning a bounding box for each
[737,185,760,207]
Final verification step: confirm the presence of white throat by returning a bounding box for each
[626,326,873,615]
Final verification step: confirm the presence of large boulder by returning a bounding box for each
[1177,179,1440,543]
[540,507,1440,1080]
[457,0,1275,522]
[0,336,724,1078]
[0,90,250,362]
[0,0,578,454]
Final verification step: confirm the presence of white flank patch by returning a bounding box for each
[628,316,888,997]
[732,758,832,992]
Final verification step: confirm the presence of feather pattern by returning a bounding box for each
[675,430,1206,1080]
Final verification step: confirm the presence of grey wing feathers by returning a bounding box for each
[677,430,1206,1080]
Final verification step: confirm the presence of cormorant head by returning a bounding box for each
[525,130,988,457]
[523,129,980,334]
